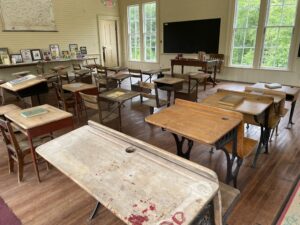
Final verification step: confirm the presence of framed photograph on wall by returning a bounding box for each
[80,46,87,55]
[31,49,42,61]
[10,54,23,64]
[62,50,70,59]
[69,44,78,52]
[20,49,33,63]
[42,50,51,61]
[49,44,60,59]
[0,48,10,65]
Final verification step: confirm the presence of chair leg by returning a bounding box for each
[17,159,24,183]
[8,154,14,173]
[150,107,154,115]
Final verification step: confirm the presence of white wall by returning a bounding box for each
[0,0,119,80]
[119,0,300,86]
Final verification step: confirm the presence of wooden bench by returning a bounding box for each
[220,182,240,224]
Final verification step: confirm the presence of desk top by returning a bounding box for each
[62,83,97,93]
[142,68,170,75]
[51,65,70,72]
[250,83,300,99]
[201,90,273,116]
[153,77,184,85]
[0,77,47,92]
[99,88,139,103]
[109,71,131,80]
[36,121,221,225]
[106,66,128,72]
[0,104,21,116]
[5,104,72,130]
[146,99,242,145]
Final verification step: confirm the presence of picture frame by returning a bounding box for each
[49,44,60,59]
[62,50,70,59]
[0,48,10,65]
[80,46,87,55]
[69,44,78,52]
[20,49,33,63]
[10,54,23,64]
[31,49,42,61]
[42,50,52,61]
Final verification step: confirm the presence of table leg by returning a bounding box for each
[167,90,172,107]
[89,201,101,220]
[74,93,80,124]
[171,133,194,159]
[28,134,41,182]
[0,87,5,105]
[118,103,122,132]
[286,100,296,128]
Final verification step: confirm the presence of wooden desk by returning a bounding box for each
[0,76,48,106]
[62,83,98,121]
[171,59,218,86]
[146,99,245,187]
[4,104,74,182]
[0,104,21,118]
[51,65,70,73]
[142,68,170,82]
[153,77,184,106]
[99,88,139,130]
[108,71,131,87]
[36,121,222,225]
[201,89,273,167]
[249,82,300,128]
[106,66,128,73]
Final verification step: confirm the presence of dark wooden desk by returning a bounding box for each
[171,58,218,86]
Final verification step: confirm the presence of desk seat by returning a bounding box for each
[225,137,258,158]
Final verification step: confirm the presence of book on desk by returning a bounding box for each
[6,75,36,87]
[265,83,282,89]
[20,107,48,118]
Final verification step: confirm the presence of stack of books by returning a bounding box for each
[265,83,282,89]
[6,75,36,87]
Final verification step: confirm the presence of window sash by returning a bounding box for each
[128,5,141,61]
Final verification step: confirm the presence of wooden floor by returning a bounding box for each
[0,81,299,225]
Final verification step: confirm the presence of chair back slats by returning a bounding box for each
[0,119,21,156]
[79,92,103,123]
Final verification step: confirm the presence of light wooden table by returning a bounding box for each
[36,121,222,225]
[201,89,274,167]
[62,82,98,121]
[99,88,140,131]
[249,82,300,128]
[141,68,170,82]
[0,76,48,106]
[0,104,21,117]
[108,71,131,87]
[146,99,246,187]
[153,77,184,106]
[5,104,74,182]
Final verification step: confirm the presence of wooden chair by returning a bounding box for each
[79,92,120,130]
[36,61,58,87]
[139,81,167,114]
[129,69,143,92]
[53,82,77,114]
[174,75,199,102]
[94,65,118,92]
[207,53,225,73]
[0,118,50,182]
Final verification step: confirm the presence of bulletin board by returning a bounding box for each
[0,0,57,31]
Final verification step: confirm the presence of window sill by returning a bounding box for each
[225,65,292,73]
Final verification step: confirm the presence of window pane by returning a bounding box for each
[231,0,260,66]
[143,2,157,62]
[128,5,140,61]
[262,0,297,68]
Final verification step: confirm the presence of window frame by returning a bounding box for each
[227,0,300,71]
[127,4,141,62]
[126,1,158,63]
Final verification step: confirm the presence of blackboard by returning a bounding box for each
[163,18,221,54]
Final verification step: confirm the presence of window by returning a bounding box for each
[128,5,140,61]
[262,0,298,68]
[143,2,157,62]
[231,0,261,66]
[127,2,157,62]
[230,0,299,69]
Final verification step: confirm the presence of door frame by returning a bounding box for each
[97,15,121,66]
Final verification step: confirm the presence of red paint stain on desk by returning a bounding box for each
[149,203,156,211]
[128,214,149,225]
[172,212,185,225]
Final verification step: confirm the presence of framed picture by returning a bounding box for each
[42,50,51,61]
[49,44,60,59]
[80,46,87,55]
[0,48,10,65]
[10,54,23,64]
[20,49,32,63]
[31,49,42,61]
[69,44,78,52]
[62,50,70,59]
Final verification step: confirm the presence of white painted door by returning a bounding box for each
[98,19,119,67]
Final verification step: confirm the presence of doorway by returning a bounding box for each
[97,16,120,67]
